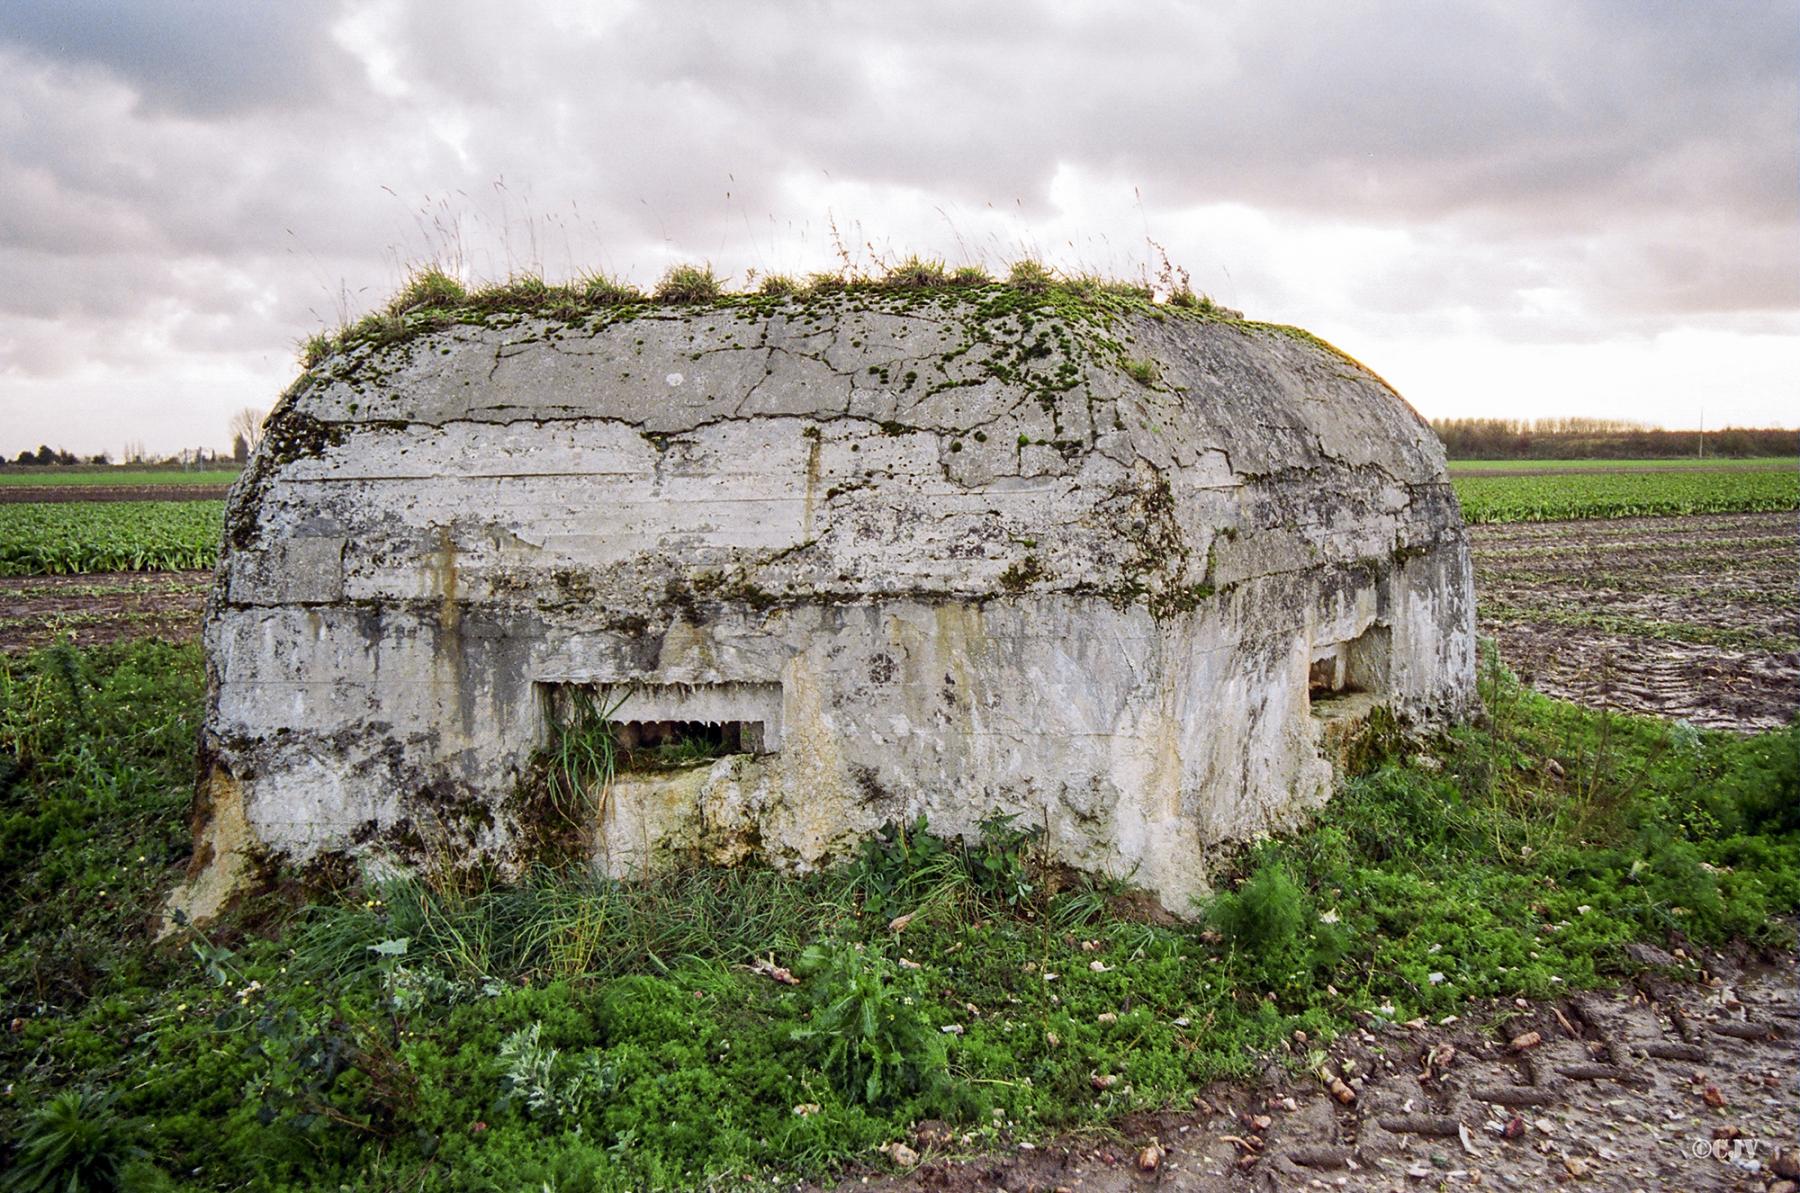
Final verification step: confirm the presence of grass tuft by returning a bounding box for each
[653,263,723,304]
[580,274,643,306]
[386,268,466,315]
[1006,258,1056,293]
[803,270,849,296]
[299,332,332,369]
[879,256,947,290]
[1123,357,1159,386]
[467,275,567,313]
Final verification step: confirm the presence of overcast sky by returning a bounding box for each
[1,1,1794,458]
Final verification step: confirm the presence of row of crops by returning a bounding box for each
[1451,467,1797,524]
[0,468,241,487]
[0,501,225,575]
[1446,456,1792,474]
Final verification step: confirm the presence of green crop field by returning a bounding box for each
[1447,456,1793,474]
[0,469,241,487]
[1452,466,1798,524]
[0,501,224,575]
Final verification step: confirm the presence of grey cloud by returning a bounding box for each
[0,0,358,114]
[1,0,1796,452]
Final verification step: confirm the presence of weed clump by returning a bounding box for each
[653,263,723,304]
[949,264,991,287]
[467,275,577,313]
[3,1089,146,1192]
[1201,858,1348,1002]
[1007,258,1055,292]
[791,941,946,1109]
[803,270,849,296]
[879,256,947,290]
[386,268,466,315]
[757,273,800,297]
[580,273,643,306]
[1123,357,1159,386]
[298,332,332,368]
[1718,723,1800,834]
[848,812,1042,921]
[496,1023,619,1128]
[537,686,627,827]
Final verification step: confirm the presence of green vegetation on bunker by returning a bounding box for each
[1,640,1796,1190]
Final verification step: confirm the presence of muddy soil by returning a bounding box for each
[0,571,211,653]
[1471,511,1798,733]
[809,950,1799,1193]
[0,484,231,503]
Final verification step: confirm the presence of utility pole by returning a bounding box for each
[1698,401,1704,459]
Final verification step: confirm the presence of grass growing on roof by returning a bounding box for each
[878,256,948,290]
[2,639,1796,1187]
[294,254,1257,381]
[652,263,723,304]
[387,268,466,315]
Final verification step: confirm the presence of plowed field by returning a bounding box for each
[1471,510,1797,731]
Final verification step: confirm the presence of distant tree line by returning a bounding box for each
[1431,418,1797,460]
[0,445,234,469]
[4,445,99,466]
[2,409,268,471]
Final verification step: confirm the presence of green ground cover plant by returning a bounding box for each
[0,501,224,575]
[1452,467,1797,523]
[1446,457,1793,474]
[2,640,1796,1189]
[0,470,241,488]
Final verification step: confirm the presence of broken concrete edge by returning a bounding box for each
[161,739,508,935]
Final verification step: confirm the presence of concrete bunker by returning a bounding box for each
[174,281,1476,919]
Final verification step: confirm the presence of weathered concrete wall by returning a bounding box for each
[174,291,1476,918]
